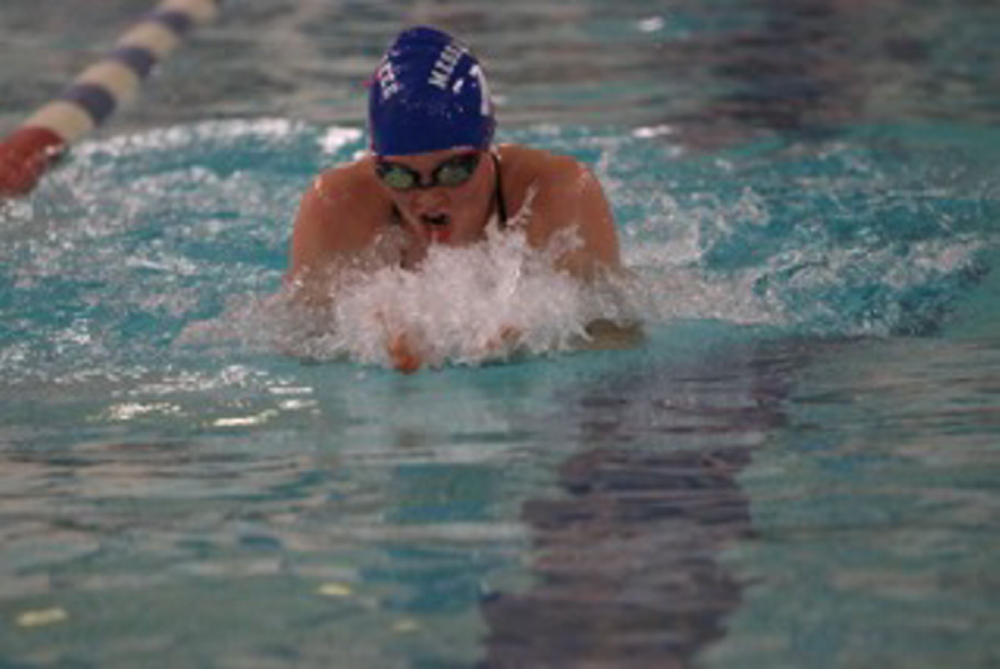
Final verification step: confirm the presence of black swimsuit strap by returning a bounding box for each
[492,151,509,228]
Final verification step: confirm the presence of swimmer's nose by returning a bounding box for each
[408,188,449,215]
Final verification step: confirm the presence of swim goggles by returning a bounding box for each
[375,152,482,191]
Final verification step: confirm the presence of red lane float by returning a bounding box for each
[0,0,221,200]
[0,127,67,198]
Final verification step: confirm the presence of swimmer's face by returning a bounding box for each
[373,148,494,245]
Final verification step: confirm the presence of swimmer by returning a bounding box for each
[288,26,638,372]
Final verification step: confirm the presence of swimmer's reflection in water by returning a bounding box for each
[480,344,793,667]
[285,26,640,372]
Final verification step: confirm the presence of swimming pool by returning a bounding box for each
[2,0,1000,666]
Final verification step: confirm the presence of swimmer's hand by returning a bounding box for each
[385,321,639,374]
[383,321,524,373]
[387,330,423,375]
[386,325,521,373]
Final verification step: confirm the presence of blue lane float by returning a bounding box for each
[0,0,221,198]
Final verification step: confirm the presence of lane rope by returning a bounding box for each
[0,0,222,198]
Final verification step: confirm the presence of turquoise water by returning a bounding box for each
[3,1,1000,667]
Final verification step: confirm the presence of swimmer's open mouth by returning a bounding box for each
[422,214,450,227]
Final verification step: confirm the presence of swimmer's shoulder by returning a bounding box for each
[496,143,619,274]
[496,144,596,199]
[292,157,390,262]
[495,143,607,228]
[496,143,574,174]
[296,157,390,228]
[304,156,385,213]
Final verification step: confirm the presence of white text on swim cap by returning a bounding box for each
[376,58,401,100]
[429,43,468,90]
[470,64,492,116]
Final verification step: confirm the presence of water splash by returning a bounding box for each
[2,120,995,383]
[221,225,639,369]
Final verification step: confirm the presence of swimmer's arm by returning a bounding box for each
[286,182,335,309]
[531,158,645,348]
[288,167,425,370]
[529,157,622,279]
[286,168,378,308]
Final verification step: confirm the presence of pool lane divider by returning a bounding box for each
[0,0,221,198]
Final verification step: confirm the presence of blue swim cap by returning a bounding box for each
[369,26,496,156]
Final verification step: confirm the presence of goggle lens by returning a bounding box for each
[378,166,418,190]
[436,159,476,187]
[376,153,481,191]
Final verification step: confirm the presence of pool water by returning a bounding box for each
[2,1,1000,667]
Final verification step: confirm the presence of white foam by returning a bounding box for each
[260,226,610,369]
[210,218,781,371]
